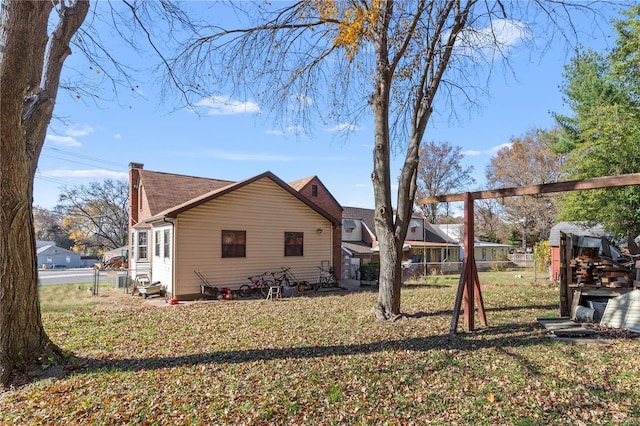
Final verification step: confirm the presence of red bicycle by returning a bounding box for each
[239,272,273,297]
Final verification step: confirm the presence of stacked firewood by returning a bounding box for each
[572,256,634,287]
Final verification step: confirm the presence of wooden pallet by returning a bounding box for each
[537,317,612,345]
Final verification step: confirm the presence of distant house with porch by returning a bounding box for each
[341,207,460,278]
[431,224,510,264]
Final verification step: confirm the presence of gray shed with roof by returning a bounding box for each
[548,222,609,247]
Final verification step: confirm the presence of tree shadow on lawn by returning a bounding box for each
[405,303,558,319]
[14,317,633,388]
[402,283,456,289]
[60,322,548,377]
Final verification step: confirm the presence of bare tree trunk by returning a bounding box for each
[370,3,404,321]
[0,0,89,386]
[374,227,404,320]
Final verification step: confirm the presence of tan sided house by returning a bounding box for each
[128,163,342,299]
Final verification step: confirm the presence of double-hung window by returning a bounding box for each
[138,231,148,261]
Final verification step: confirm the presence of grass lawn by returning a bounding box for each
[2,271,639,424]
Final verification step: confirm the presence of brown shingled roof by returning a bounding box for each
[342,241,373,255]
[139,170,234,216]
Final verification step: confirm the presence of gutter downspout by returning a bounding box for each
[331,222,335,275]
[163,217,176,298]
[422,217,426,276]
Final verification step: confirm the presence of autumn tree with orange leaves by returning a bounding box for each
[486,129,565,247]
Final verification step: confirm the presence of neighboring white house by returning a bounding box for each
[431,224,510,262]
[340,207,462,278]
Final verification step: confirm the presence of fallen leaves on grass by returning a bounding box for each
[2,274,639,425]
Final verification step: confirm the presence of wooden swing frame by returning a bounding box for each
[418,173,640,334]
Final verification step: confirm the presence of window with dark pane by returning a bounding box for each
[284,232,303,256]
[222,230,246,258]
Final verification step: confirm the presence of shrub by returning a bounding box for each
[358,262,380,281]
[496,252,510,262]
[533,241,551,271]
[491,262,507,272]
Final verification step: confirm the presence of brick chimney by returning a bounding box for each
[129,162,144,227]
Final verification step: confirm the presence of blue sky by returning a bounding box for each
[34,2,624,212]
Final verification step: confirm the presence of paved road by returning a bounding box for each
[38,268,123,286]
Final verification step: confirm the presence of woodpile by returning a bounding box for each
[571,256,635,288]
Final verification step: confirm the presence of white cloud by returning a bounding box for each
[325,123,361,132]
[463,142,512,156]
[488,142,512,153]
[45,123,94,147]
[114,133,122,140]
[194,95,261,115]
[65,124,94,138]
[265,129,285,136]
[480,19,529,48]
[45,135,81,147]
[456,19,530,57]
[43,169,128,179]
[265,125,304,136]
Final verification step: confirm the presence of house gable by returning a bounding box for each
[289,176,343,279]
[147,171,339,227]
[289,176,342,220]
[171,176,335,296]
[343,207,376,237]
[37,245,77,256]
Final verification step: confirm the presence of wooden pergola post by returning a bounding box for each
[450,192,487,334]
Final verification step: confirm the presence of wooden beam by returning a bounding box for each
[463,192,475,331]
[418,173,640,204]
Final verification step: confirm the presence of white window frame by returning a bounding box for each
[137,231,148,261]
[154,231,161,257]
[164,229,170,258]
